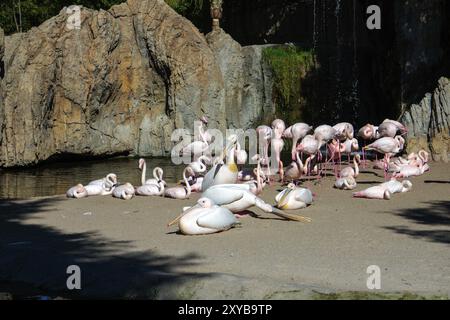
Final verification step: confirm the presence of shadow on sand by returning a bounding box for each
[384,201,450,245]
[0,198,210,299]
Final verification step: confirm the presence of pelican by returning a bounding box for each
[136,178,165,196]
[201,135,239,191]
[165,167,192,199]
[174,197,240,235]
[112,183,135,200]
[380,179,412,194]
[353,186,391,200]
[66,184,88,199]
[334,176,357,190]
[275,183,313,210]
[88,173,118,188]
[139,159,166,186]
[199,184,312,222]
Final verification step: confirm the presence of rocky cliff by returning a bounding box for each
[401,77,450,162]
[0,0,274,167]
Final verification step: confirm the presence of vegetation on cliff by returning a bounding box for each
[0,0,205,35]
[262,45,316,122]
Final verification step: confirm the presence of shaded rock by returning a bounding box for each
[206,28,275,129]
[0,0,277,168]
[401,77,450,161]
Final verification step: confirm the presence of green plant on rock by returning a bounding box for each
[262,45,316,122]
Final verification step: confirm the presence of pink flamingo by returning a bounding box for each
[256,125,272,178]
[364,136,404,180]
[283,123,312,160]
[353,186,391,200]
[357,123,379,167]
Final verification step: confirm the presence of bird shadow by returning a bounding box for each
[383,200,450,245]
[424,180,450,184]
[0,198,211,299]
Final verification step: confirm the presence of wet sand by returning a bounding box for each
[0,161,449,299]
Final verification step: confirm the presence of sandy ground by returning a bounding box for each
[0,161,449,299]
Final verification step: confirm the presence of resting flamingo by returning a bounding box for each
[112,183,135,200]
[165,167,193,200]
[66,184,88,199]
[139,159,165,186]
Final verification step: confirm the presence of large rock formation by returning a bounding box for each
[401,77,450,162]
[0,0,273,167]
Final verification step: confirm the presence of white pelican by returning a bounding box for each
[201,184,311,222]
[201,135,239,191]
[112,183,135,200]
[66,184,88,199]
[275,183,313,210]
[380,179,412,194]
[139,159,166,186]
[174,198,240,235]
[165,167,192,199]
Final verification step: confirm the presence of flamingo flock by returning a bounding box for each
[66,116,431,236]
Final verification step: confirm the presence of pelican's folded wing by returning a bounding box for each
[197,208,238,230]
[202,187,245,205]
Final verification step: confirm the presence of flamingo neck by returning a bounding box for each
[183,170,191,196]
[141,161,147,186]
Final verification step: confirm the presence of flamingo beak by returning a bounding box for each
[167,204,201,227]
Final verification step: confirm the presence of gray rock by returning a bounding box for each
[401,77,450,161]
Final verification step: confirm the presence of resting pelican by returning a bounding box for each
[136,178,165,196]
[88,173,118,188]
[200,184,311,222]
[275,183,313,210]
[165,167,192,199]
[380,179,412,194]
[112,183,135,200]
[353,186,391,200]
[66,184,88,199]
[174,198,240,235]
[139,159,166,186]
[201,135,239,191]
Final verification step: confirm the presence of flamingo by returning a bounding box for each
[88,173,118,188]
[314,125,337,170]
[187,155,209,176]
[283,151,304,182]
[256,125,272,166]
[181,129,209,161]
[393,163,428,178]
[200,184,312,222]
[339,154,360,178]
[334,176,357,190]
[201,135,239,191]
[364,136,403,179]
[235,140,248,165]
[353,186,391,200]
[284,123,312,160]
[357,123,379,166]
[333,122,354,141]
[271,137,285,181]
[165,167,193,199]
[297,135,320,177]
[136,178,165,196]
[275,183,313,210]
[112,183,135,200]
[243,155,267,195]
[66,184,88,199]
[139,159,165,186]
[197,115,213,144]
[377,121,399,138]
[341,138,359,163]
[380,179,412,194]
[382,119,408,135]
[271,119,286,139]
[84,182,115,196]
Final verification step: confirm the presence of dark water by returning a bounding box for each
[0,157,185,199]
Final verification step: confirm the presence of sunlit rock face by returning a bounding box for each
[401,77,450,162]
[0,0,273,167]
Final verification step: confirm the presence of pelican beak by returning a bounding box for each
[277,188,293,209]
[167,204,201,227]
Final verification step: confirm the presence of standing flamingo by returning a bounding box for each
[283,123,312,160]
[364,136,403,180]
